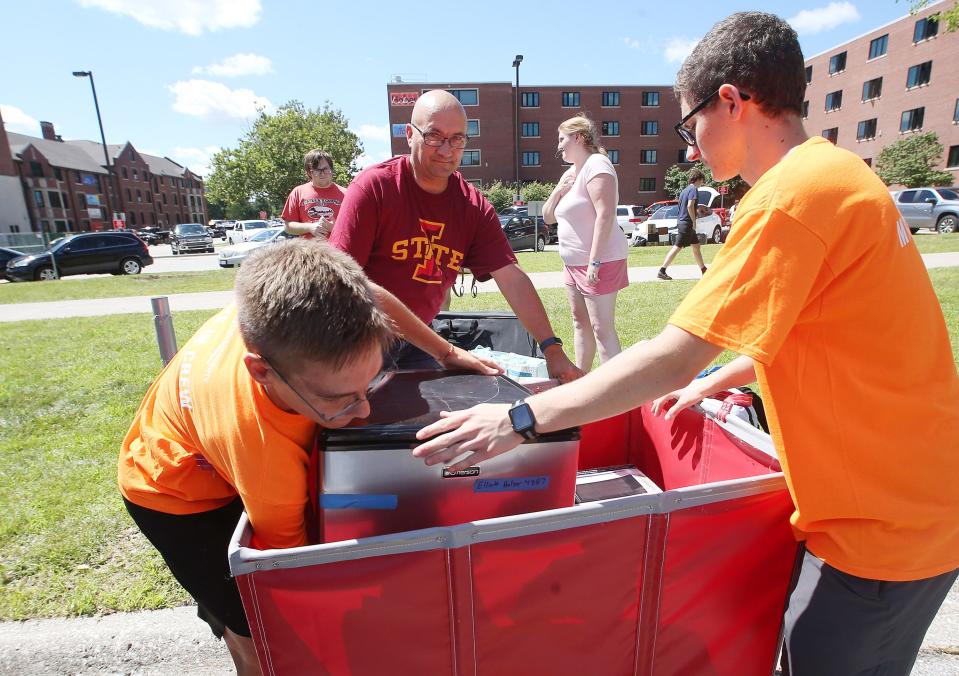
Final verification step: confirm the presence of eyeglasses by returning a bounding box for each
[262,355,393,423]
[674,89,751,146]
[410,123,469,150]
[310,167,333,175]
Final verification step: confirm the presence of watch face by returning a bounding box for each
[510,403,534,431]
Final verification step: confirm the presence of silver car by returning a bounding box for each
[891,187,959,234]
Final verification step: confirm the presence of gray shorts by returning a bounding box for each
[782,548,958,676]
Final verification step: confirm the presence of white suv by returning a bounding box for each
[615,205,645,235]
[227,220,271,245]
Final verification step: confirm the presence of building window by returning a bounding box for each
[857,118,877,141]
[608,150,620,164]
[829,51,847,74]
[128,149,134,160]
[522,151,540,166]
[136,190,142,203]
[640,149,657,164]
[913,15,939,42]
[127,189,133,202]
[601,121,620,136]
[863,157,873,167]
[173,193,178,205]
[906,61,932,89]
[33,190,44,208]
[460,150,480,166]
[75,172,83,184]
[900,107,925,132]
[129,212,136,226]
[678,148,690,163]
[521,91,539,107]
[146,191,152,202]
[54,220,67,231]
[53,167,63,181]
[955,99,959,122]
[868,34,888,60]
[805,65,813,83]
[466,119,480,137]
[121,167,128,178]
[946,145,959,168]
[602,91,620,107]
[802,100,809,119]
[642,91,659,107]
[822,127,839,144]
[133,169,138,181]
[30,161,44,178]
[445,89,477,105]
[862,77,883,101]
[825,90,843,112]
[640,120,659,135]
[48,191,63,209]
[162,193,167,204]
[521,122,540,137]
[562,91,580,107]
[639,178,656,192]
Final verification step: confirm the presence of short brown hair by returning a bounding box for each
[303,149,334,174]
[235,238,394,370]
[689,168,706,183]
[674,12,805,117]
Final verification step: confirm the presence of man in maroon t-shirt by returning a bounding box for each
[330,90,581,381]
[282,149,346,239]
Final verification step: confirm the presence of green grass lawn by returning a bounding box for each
[0,269,957,620]
[1,233,956,304]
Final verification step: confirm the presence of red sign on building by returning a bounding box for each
[390,91,420,107]
[719,186,729,195]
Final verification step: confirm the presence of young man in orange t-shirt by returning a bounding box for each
[411,12,959,675]
[119,239,393,674]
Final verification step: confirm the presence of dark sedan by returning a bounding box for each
[1,246,25,279]
[499,215,550,252]
[5,231,153,282]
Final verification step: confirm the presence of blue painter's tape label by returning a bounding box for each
[320,494,398,510]
[473,476,550,492]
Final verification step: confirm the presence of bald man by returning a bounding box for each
[330,90,582,380]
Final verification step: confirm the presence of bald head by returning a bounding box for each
[411,90,466,127]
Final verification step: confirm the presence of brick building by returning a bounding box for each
[386,82,685,203]
[0,109,31,233]
[800,1,957,178]
[4,121,207,235]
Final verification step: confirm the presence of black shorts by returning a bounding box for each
[123,496,250,638]
[675,221,698,248]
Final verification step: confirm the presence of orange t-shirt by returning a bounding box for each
[118,305,316,549]
[670,137,959,581]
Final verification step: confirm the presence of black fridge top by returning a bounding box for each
[322,370,578,447]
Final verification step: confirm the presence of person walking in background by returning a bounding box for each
[282,149,346,239]
[657,168,708,280]
[543,116,628,369]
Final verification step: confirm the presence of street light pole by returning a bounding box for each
[73,70,115,228]
[512,55,523,204]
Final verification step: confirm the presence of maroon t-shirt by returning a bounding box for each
[330,156,516,323]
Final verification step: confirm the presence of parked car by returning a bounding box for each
[0,246,25,280]
[499,206,557,243]
[891,187,959,234]
[227,219,271,245]
[5,231,153,282]
[218,227,294,267]
[171,222,215,255]
[207,220,233,240]
[615,205,646,235]
[138,226,171,245]
[499,215,549,252]
[631,204,722,247]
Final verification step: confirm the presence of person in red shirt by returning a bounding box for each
[119,239,394,675]
[282,149,346,239]
[412,13,959,676]
[330,90,582,381]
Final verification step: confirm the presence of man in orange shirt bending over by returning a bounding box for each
[119,239,393,675]
[412,12,959,676]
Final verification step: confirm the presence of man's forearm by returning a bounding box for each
[370,283,450,359]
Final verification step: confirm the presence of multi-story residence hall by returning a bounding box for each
[386,83,684,203]
[802,0,958,177]
[386,2,957,202]
[4,121,207,235]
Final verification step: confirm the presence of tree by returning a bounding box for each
[663,162,748,200]
[520,181,556,202]
[480,181,516,212]
[875,132,954,187]
[907,1,959,32]
[205,100,363,216]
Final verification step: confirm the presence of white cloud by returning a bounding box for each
[192,53,273,77]
[0,104,40,135]
[76,0,261,36]
[621,37,642,49]
[170,145,219,177]
[357,124,389,143]
[664,37,699,64]
[168,79,273,120]
[355,150,392,170]
[788,2,860,34]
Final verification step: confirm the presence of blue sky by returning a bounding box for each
[1,0,923,177]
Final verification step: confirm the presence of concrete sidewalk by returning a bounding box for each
[3,252,958,323]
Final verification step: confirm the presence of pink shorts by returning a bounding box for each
[563,259,629,296]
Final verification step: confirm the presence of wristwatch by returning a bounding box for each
[508,400,538,441]
[539,336,563,352]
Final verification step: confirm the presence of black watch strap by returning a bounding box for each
[539,336,563,352]
[508,400,538,441]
